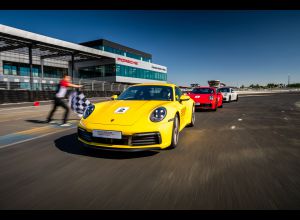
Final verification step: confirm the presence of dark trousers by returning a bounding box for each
[47,97,69,124]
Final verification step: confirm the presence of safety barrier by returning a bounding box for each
[0,76,131,92]
[0,90,122,104]
[0,76,131,103]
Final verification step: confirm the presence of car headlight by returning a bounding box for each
[195,95,200,98]
[150,107,167,122]
[224,93,228,96]
[83,104,95,119]
[209,96,214,101]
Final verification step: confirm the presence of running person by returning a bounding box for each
[46,74,82,126]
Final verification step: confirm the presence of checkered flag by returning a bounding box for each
[69,90,92,118]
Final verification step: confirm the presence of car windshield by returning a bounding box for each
[192,88,214,94]
[219,88,230,93]
[117,85,173,101]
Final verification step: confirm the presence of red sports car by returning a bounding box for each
[187,87,223,111]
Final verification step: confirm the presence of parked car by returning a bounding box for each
[187,87,223,111]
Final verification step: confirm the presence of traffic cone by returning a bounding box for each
[33,101,40,106]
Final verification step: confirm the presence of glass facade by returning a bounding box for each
[2,61,67,78]
[116,64,167,81]
[78,63,166,81]
[20,82,31,90]
[103,45,125,56]
[43,66,67,78]
[142,57,151,62]
[3,64,17,75]
[20,66,30,76]
[92,45,152,63]
[79,64,116,79]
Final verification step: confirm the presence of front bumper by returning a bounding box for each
[223,96,230,102]
[80,140,161,152]
[195,103,214,109]
[77,121,173,150]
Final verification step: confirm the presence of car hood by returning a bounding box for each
[85,100,170,126]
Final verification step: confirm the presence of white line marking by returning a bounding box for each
[0,127,75,150]
[238,118,243,121]
[231,125,236,129]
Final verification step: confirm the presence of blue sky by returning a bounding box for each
[0,10,300,87]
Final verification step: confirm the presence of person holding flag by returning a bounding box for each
[46,74,82,126]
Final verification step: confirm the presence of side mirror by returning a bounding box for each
[111,95,118,100]
[180,95,190,102]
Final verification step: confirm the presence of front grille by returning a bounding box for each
[196,103,212,107]
[92,136,129,145]
[131,132,161,146]
[78,128,93,142]
[78,128,161,146]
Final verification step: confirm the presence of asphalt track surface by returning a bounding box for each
[0,93,300,209]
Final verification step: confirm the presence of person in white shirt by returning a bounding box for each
[46,74,82,126]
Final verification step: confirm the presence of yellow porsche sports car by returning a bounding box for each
[78,83,195,151]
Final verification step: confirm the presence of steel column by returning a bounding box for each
[29,44,33,90]
[71,53,74,81]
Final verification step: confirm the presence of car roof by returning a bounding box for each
[194,86,215,89]
[220,86,233,88]
[133,83,176,87]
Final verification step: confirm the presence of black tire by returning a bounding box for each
[169,114,180,149]
[229,96,231,102]
[219,103,223,108]
[235,95,239,102]
[187,105,195,127]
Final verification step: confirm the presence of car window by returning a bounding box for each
[192,88,214,94]
[117,85,173,101]
[219,88,230,93]
[175,87,182,101]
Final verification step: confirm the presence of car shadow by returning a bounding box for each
[26,119,80,124]
[195,109,216,112]
[54,133,159,160]
[25,119,48,124]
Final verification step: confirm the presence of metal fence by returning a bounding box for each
[74,78,131,92]
[0,75,131,92]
